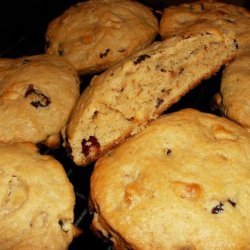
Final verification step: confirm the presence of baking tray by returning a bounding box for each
[0,0,248,249]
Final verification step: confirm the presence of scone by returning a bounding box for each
[66,27,237,166]
[90,108,250,250]
[0,142,75,250]
[0,54,80,148]
[213,52,250,132]
[159,1,250,54]
[45,0,158,74]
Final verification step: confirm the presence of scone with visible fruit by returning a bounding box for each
[45,0,158,74]
[159,1,250,54]
[0,55,80,148]
[0,142,75,250]
[213,52,250,132]
[66,26,237,166]
[90,108,250,250]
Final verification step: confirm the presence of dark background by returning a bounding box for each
[0,0,249,57]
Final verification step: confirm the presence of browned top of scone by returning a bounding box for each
[0,142,75,250]
[160,1,250,52]
[90,109,250,250]
[219,52,250,131]
[45,0,158,74]
[0,54,79,145]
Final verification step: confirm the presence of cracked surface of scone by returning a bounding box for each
[0,54,80,148]
[45,0,158,74]
[213,52,250,132]
[159,1,250,54]
[90,108,250,250]
[66,26,237,166]
[0,142,75,250]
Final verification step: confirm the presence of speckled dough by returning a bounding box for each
[90,108,250,250]
[214,52,250,132]
[0,142,75,250]
[66,27,237,166]
[159,1,250,54]
[0,55,80,148]
[45,0,158,74]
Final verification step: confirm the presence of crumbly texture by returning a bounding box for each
[0,55,80,148]
[214,52,250,132]
[0,142,75,250]
[159,1,250,54]
[66,27,237,166]
[45,0,158,74]
[90,108,250,250]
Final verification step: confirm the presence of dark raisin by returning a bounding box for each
[99,48,110,58]
[161,88,171,95]
[233,39,239,49]
[179,67,184,74]
[200,3,205,11]
[211,202,224,214]
[182,35,191,40]
[118,48,126,53]
[156,65,166,72]
[82,136,100,157]
[155,98,164,108]
[58,219,63,227]
[22,59,31,64]
[58,44,64,56]
[133,54,151,65]
[165,148,172,156]
[24,84,51,108]
[224,19,235,23]
[228,199,236,207]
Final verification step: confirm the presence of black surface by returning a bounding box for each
[0,0,248,249]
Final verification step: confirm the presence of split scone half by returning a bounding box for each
[90,109,250,250]
[66,26,238,166]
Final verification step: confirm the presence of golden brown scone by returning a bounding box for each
[45,0,158,74]
[159,1,250,54]
[90,108,250,250]
[0,142,75,250]
[213,52,250,132]
[0,55,80,148]
[66,26,237,166]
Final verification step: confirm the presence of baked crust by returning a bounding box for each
[46,0,158,74]
[0,142,75,249]
[214,52,250,132]
[160,1,250,54]
[90,108,250,250]
[0,55,80,147]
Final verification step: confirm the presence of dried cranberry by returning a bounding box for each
[211,202,224,214]
[228,199,236,207]
[155,98,164,108]
[99,48,110,58]
[24,84,51,108]
[133,54,151,65]
[82,136,100,157]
